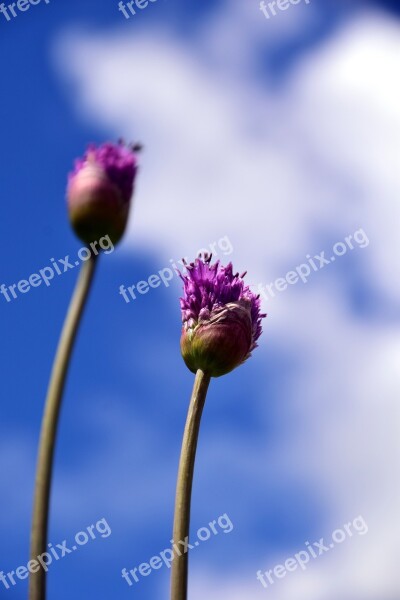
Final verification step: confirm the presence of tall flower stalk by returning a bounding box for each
[29,255,98,600]
[171,369,210,599]
[170,255,266,600]
[29,142,138,600]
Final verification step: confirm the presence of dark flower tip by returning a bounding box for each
[179,256,266,377]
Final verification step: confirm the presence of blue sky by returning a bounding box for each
[1,0,400,599]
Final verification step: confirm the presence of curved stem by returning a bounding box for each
[29,255,98,600]
[170,369,211,600]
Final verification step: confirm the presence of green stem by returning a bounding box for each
[29,255,98,600]
[170,369,211,600]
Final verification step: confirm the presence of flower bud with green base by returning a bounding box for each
[171,255,266,600]
[30,141,141,600]
[179,256,266,377]
[67,141,138,246]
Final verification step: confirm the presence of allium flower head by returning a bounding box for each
[67,141,139,245]
[179,255,266,377]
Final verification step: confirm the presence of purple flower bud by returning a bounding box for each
[179,256,266,377]
[67,141,139,245]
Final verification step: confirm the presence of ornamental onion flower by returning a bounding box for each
[179,254,265,377]
[30,140,141,600]
[170,255,266,600]
[67,141,139,245]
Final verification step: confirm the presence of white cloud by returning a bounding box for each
[53,3,400,598]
